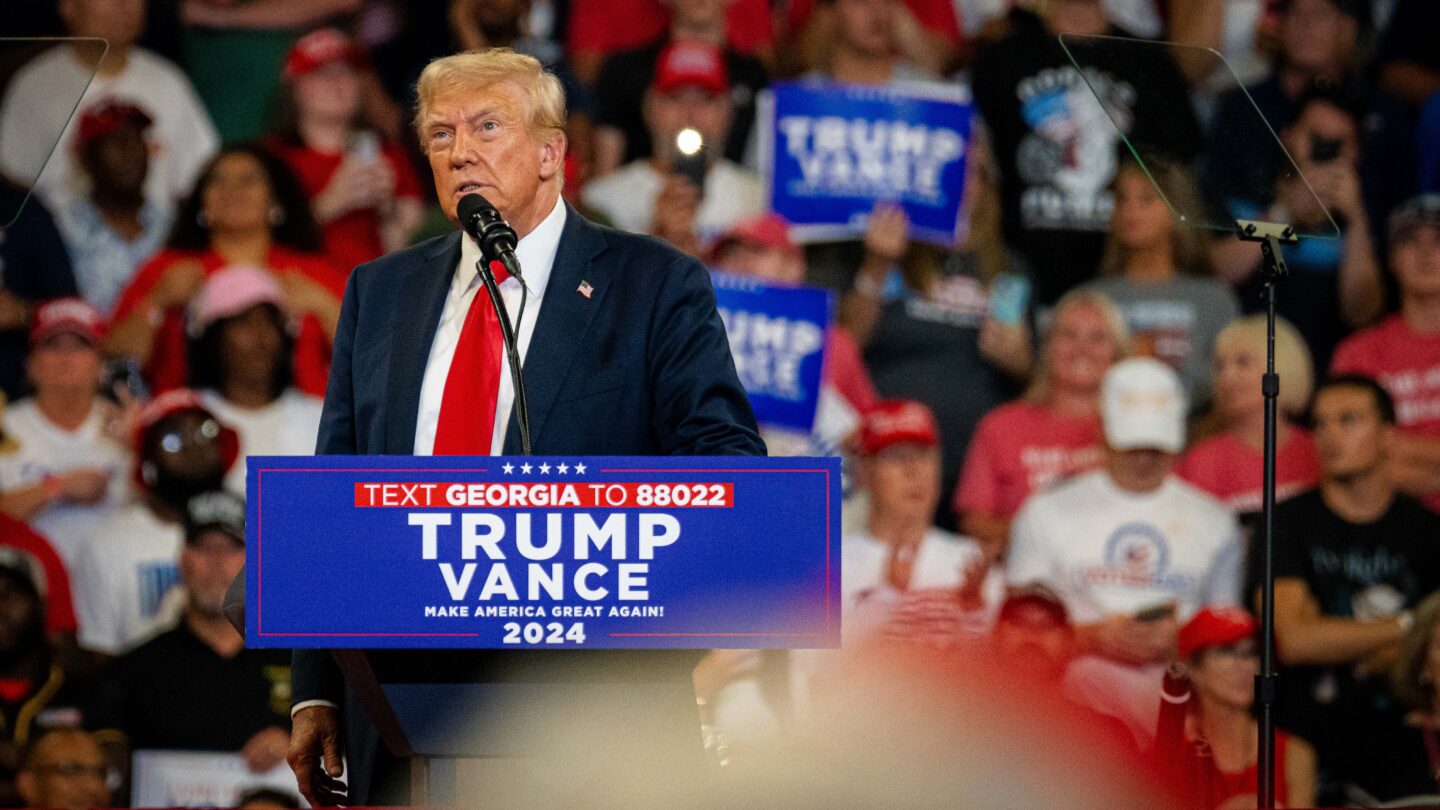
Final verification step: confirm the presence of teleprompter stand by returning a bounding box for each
[1235,219,1298,809]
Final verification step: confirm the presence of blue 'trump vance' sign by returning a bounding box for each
[759,80,973,245]
[246,455,841,649]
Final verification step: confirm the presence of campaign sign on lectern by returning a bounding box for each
[246,455,841,649]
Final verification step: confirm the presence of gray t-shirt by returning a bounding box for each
[1079,274,1239,409]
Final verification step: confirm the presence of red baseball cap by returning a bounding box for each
[858,400,940,456]
[652,41,729,96]
[709,213,802,263]
[283,28,367,79]
[74,99,153,149]
[1178,606,1257,660]
[29,297,104,347]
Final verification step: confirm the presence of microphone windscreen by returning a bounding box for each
[457,192,495,227]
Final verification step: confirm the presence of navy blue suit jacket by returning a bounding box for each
[293,206,763,799]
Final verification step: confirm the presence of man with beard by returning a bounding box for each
[89,490,291,778]
[69,389,239,657]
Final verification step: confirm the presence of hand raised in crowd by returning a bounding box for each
[977,316,1032,380]
[241,725,291,774]
[1308,162,1366,222]
[314,155,395,224]
[150,259,207,311]
[862,204,910,267]
[56,469,110,505]
[289,705,348,806]
[102,383,145,448]
[649,174,702,256]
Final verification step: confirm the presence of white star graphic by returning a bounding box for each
[520,463,533,474]
[573,462,587,475]
[502,463,515,474]
[539,463,551,474]
[557,463,569,474]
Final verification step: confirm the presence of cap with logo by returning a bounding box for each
[857,399,940,456]
[283,28,367,79]
[652,41,729,96]
[29,297,105,347]
[1101,357,1186,453]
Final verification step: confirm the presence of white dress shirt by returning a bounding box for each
[413,198,566,456]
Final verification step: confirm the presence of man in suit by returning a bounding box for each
[286,49,764,804]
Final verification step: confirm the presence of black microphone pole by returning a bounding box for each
[1236,218,1295,810]
[458,194,532,456]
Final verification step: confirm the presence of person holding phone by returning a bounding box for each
[581,40,764,257]
[1006,358,1243,744]
[264,29,425,273]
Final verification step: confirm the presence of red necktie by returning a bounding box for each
[433,260,511,455]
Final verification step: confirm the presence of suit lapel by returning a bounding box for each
[503,206,609,453]
[385,232,462,454]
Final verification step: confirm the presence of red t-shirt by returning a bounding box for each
[568,0,774,58]
[111,246,346,398]
[266,137,423,273]
[1331,314,1440,507]
[1207,729,1292,808]
[1176,429,1321,514]
[951,400,1103,519]
[785,0,962,46]
[0,515,77,636]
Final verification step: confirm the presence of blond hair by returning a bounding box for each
[1025,289,1132,404]
[413,48,566,149]
[1214,315,1315,417]
[1391,591,1440,711]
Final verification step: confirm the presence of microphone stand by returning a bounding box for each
[476,256,532,456]
[1235,218,1296,810]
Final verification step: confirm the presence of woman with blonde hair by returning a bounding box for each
[1080,157,1238,409]
[1177,314,1320,516]
[950,288,1129,555]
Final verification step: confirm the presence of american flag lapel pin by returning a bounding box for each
[577,280,594,299]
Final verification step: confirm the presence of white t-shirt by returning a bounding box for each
[70,502,182,655]
[1006,470,1242,742]
[202,389,323,495]
[0,45,219,209]
[0,398,132,569]
[580,159,764,247]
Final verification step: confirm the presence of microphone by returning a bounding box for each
[457,193,523,281]
[455,192,532,455]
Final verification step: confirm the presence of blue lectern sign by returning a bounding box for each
[246,455,840,649]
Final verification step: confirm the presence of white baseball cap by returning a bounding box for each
[1101,357,1186,453]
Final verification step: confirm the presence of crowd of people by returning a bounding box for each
[2,0,1440,806]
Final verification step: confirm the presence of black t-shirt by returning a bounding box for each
[1265,488,1440,795]
[969,10,1201,306]
[88,622,292,751]
[863,252,1025,526]
[593,38,768,166]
